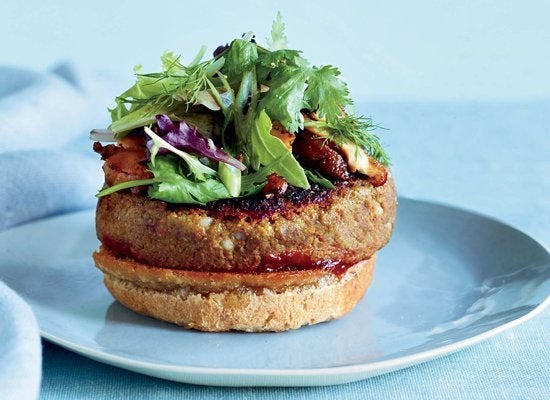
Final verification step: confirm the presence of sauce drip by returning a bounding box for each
[102,237,351,275]
[260,252,350,275]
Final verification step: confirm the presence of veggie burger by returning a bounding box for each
[91,15,396,332]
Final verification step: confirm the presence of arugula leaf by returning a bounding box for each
[266,12,288,50]
[223,68,256,155]
[249,110,309,188]
[239,167,271,197]
[305,65,352,123]
[239,154,303,196]
[147,156,230,204]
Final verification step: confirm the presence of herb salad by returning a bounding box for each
[93,14,389,205]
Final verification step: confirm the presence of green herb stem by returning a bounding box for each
[96,179,159,198]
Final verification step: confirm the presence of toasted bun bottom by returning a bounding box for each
[93,247,376,332]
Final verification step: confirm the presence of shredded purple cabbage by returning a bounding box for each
[149,114,245,170]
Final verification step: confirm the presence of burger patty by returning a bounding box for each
[96,176,396,273]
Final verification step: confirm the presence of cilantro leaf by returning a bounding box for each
[305,65,352,122]
[266,12,288,50]
[258,49,304,69]
[259,68,308,133]
[256,49,307,82]
[147,156,230,204]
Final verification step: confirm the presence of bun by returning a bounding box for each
[93,246,376,332]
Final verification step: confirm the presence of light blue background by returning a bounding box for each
[2,0,550,101]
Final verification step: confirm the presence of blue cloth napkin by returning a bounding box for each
[0,63,112,399]
[0,280,41,400]
[0,64,112,229]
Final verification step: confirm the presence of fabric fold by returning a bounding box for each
[0,63,115,398]
[0,281,42,400]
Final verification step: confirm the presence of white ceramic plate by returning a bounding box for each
[0,198,548,386]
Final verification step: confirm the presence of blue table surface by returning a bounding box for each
[41,100,549,399]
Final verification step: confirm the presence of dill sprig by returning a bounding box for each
[304,115,390,166]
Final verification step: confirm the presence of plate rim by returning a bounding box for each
[40,293,549,381]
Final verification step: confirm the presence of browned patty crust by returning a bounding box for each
[96,176,396,273]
